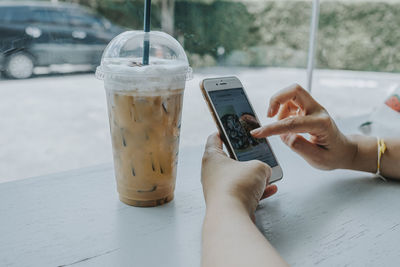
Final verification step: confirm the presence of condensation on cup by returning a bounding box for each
[96,31,192,207]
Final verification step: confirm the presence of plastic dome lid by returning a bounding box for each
[96,31,192,81]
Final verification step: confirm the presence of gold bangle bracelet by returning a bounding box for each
[376,137,387,180]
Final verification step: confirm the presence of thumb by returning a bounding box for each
[204,132,226,156]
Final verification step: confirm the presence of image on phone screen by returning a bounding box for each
[208,88,278,167]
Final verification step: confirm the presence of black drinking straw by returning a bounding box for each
[142,0,151,65]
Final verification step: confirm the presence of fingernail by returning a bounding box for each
[267,108,272,117]
[251,129,259,135]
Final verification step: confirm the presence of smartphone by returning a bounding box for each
[200,76,283,183]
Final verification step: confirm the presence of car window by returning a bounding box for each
[6,6,33,23]
[32,8,69,25]
[0,7,12,23]
[67,10,104,29]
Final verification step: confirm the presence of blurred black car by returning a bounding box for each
[0,1,125,79]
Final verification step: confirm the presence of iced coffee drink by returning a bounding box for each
[106,89,183,206]
[96,31,191,207]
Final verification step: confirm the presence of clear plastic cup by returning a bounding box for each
[96,31,192,207]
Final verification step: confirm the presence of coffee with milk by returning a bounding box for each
[96,31,191,207]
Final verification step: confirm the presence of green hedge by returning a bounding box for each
[175,1,259,58]
[317,2,400,72]
[95,0,161,30]
[92,0,258,67]
[234,1,400,72]
[73,0,400,72]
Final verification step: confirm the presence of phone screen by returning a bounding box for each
[208,88,278,167]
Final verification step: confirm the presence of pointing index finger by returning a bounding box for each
[252,116,321,137]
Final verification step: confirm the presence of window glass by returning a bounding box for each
[7,6,33,23]
[67,10,104,29]
[1,0,399,183]
[311,1,400,118]
[0,7,12,22]
[32,8,69,25]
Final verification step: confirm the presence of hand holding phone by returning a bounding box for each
[200,76,283,183]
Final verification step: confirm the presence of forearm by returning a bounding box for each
[348,135,400,179]
[202,197,288,267]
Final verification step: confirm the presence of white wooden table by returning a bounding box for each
[1,117,400,267]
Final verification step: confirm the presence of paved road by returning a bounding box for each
[0,68,399,182]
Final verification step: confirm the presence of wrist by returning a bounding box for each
[345,135,377,173]
[340,134,360,170]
